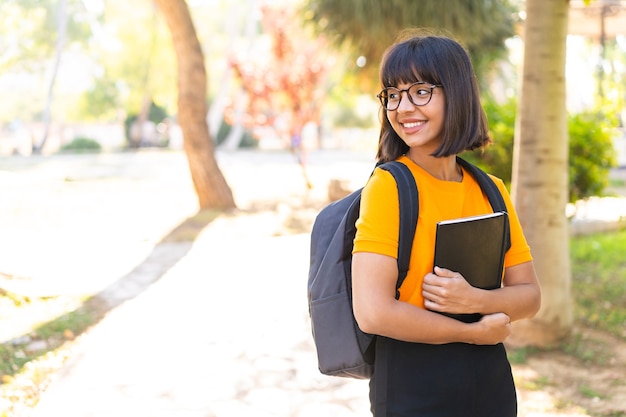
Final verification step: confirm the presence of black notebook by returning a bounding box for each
[432,211,509,322]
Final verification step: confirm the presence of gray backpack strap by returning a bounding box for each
[378,161,419,297]
[456,157,511,251]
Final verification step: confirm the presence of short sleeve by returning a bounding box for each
[353,167,400,258]
[490,176,534,267]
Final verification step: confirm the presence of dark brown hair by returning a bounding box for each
[376,30,490,163]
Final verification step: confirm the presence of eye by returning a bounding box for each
[415,88,430,97]
[387,90,401,100]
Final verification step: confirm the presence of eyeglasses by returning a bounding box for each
[376,82,442,111]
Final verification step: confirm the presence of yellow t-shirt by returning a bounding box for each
[353,156,532,308]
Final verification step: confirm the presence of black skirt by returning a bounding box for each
[370,338,517,417]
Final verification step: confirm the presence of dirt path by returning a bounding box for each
[511,326,626,416]
[1,150,625,416]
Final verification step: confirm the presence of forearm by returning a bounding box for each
[474,262,541,322]
[352,252,513,345]
[474,284,541,321]
[355,298,499,345]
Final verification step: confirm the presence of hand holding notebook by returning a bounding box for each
[432,211,509,322]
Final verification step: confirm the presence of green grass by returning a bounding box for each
[507,345,538,364]
[0,303,98,377]
[516,375,552,391]
[578,383,605,399]
[571,229,626,339]
[507,229,626,366]
[608,177,626,189]
[562,332,612,365]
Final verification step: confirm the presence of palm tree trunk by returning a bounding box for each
[510,0,572,346]
[154,0,235,210]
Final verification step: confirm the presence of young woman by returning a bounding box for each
[351,31,541,417]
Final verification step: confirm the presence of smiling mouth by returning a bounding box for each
[402,121,426,128]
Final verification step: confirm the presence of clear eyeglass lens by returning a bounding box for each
[408,84,432,104]
[381,83,433,110]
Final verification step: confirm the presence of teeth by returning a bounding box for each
[403,121,425,128]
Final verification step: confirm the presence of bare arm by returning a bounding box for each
[422,261,541,322]
[352,252,512,345]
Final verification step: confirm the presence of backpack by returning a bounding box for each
[307,157,511,379]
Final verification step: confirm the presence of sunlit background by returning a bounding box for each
[1,1,626,416]
[1,0,626,162]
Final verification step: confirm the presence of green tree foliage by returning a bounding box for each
[462,98,516,184]
[75,77,119,121]
[82,0,176,121]
[105,1,176,112]
[463,98,618,202]
[0,0,177,123]
[0,0,91,71]
[302,0,518,90]
[568,110,618,202]
[0,0,93,125]
[123,101,168,146]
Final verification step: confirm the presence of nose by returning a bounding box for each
[396,91,415,112]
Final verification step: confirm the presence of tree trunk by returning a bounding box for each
[154,0,236,210]
[509,0,572,346]
[34,0,67,154]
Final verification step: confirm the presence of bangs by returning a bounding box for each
[380,39,441,87]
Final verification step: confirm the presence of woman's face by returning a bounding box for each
[386,82,445,153]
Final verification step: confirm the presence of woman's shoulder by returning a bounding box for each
[484,173,511,198]
[365,165,399,199]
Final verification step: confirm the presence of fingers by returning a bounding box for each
[424,269,462,286]
[476,313,512,344]
[433,266,458,277]
[422,283,450,309]
[423,298,442,312]
[488,312,510,325]
[498,312,511,325]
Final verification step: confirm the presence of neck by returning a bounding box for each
[406,152,462,182]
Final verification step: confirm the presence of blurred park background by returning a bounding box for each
[1,0,626,416]
[1,0,626,163]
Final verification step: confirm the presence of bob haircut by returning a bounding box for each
[376,30,490,163]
